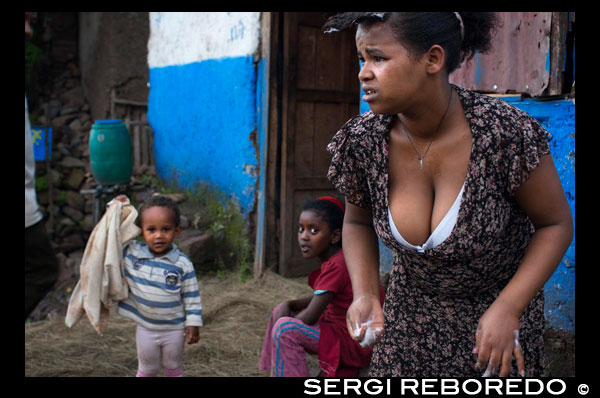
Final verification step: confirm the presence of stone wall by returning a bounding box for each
[26,12,157,315]
[29,51,141,287]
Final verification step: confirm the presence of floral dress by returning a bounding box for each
[327,85,551,377]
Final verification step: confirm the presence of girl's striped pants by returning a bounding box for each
[259,302,320,377]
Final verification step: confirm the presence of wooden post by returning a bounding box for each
[547,12,569,96]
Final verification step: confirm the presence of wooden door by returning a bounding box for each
[279,12,360,277]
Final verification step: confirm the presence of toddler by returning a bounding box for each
[259,196,385,377]
[114,194,202,377]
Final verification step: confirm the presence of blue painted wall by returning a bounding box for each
[148,56,259,214]
[365,95,576,332]
[503,96,575,332]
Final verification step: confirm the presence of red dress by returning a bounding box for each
[308,249,385,376]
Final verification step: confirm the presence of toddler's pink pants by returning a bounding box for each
[259,303,320,377]
[135,325,185,377]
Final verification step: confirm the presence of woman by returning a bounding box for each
[323,12,573,377]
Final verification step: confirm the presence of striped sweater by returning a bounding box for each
[117,240,203,330]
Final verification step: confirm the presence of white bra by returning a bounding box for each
[388,183,465,253]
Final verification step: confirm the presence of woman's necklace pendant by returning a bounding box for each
[402,88,454,172]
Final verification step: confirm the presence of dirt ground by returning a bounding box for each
[25,270,574,377]
[25,270,317,377]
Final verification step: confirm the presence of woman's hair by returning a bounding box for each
[137,195,181,227]
[323,12,500,74]
[301,197,345,235]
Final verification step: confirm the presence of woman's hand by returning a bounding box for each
[473,301,525,377]
[346,295,385,348]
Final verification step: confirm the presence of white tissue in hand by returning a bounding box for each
[360,326,383,348]
[354,317,382,348]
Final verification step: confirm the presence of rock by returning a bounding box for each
[60,106,80,116]
[66,190,85,211]
[81,174,95,189]
[47,168,62,185]
[67,250,84,273]
[57,217,76,237]
[64,78,79,90]
[60,86,84,109]
[178,233,217,266]
[52,189,63,202]
[153,192,186,203]
[133,189,154,204]
[55,252,68,270]
[82,214,95,232]
[60,156,86,168]
[48,100,62,119]
[180,215,190,229]
[58,216,76,228]
[53,152,64,163]
[37,115,48,125]
[68,118,82,133]
[63,206,84,222]
[59,234,85,253]
[84,197,94,214]
[55,252,73,284]
[56,142,72,156]
[65,168,85,190]
[79,112,91,124]
[69,141,83,157]
[52,113,77,130]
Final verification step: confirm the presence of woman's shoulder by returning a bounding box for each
[338,111,393,138]
[327,111,393,157]
[456,85,551,143]
[457,85,542,126]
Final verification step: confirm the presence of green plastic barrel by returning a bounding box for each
[89,120,132,185]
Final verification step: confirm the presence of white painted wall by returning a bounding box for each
[148,12,261,68]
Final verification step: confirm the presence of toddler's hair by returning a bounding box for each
[301,196,345,234]
[136,195,181,227]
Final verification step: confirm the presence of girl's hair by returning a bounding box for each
[301,197,345,234]
[137,195,181,227]
[323,12,500,74]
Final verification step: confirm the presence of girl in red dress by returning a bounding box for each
[259,197,385,377]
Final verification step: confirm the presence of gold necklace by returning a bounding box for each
[402,89,453,169]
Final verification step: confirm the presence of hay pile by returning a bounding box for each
[24,270,315,377]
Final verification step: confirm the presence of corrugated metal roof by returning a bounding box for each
[450,12,552,97]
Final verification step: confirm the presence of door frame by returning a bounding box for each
[262,12,359,277]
